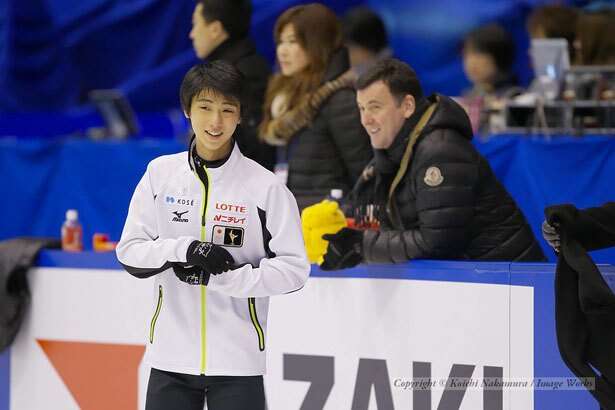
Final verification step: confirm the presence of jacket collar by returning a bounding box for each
[261,69,355,145]
[207,37,256,64]
[188,135,242,182]
[322,47,351,83]
[374,96,431,171]
[377,92,475,170]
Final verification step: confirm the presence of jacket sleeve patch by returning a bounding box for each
[424,166,444,187]
[212,225,244,247]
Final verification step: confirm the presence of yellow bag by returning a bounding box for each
[301,200,348,264]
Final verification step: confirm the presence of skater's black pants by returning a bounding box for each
[145,368,265,410]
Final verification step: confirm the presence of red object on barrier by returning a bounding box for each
[92,233,117,252]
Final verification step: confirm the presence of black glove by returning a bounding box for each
[320,228,363,271]
[173,264,210,286]
[186,241,235,275]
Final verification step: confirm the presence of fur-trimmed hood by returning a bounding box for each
[260,48,356,145]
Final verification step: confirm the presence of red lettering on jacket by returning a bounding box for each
[212,214,246,224]
[215,203,247,213]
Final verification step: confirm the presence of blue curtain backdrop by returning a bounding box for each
[0,0,581,114]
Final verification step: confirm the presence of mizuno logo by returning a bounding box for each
[172,210,189,223]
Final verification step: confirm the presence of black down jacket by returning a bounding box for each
[286,48,373,210]
[355,94,545,262]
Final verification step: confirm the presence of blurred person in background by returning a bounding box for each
[318,58,545,270]
[527,4,579,62]
[259,3,373,210]
[190,0,275,171]
[569,10,615,102]
[573,11,615,66]
[461,23,521,133]
[342,6,392,75]
[462,24,520,99]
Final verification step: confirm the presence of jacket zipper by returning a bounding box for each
[248,297,265,351]
[195,166,211,374]
[149,285,163,344]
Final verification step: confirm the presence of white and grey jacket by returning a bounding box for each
[116,140,310,376]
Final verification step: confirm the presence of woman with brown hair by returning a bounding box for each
[259,3,373,210]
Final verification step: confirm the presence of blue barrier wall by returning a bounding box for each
[1,135,613,262]
[474,135,615,263]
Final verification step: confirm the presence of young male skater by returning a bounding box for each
[116,60,310,409]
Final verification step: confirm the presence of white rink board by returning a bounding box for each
[265,277,534,410]
[9,267,533,410]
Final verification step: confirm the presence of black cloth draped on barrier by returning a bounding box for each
[0,238,60,352]
[546,203,615,410]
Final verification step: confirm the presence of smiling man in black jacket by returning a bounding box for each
[189,0,275,171]
[320,58,545,269]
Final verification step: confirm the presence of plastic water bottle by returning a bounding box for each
[61,209,83,252]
